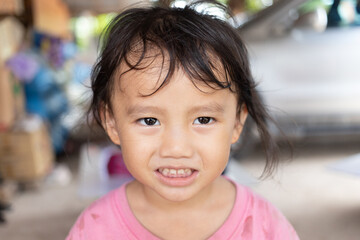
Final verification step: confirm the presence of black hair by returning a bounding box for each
[89,1,280,177]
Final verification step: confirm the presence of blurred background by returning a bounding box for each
[0,0,359,239]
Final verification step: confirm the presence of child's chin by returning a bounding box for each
[157,188,199,203]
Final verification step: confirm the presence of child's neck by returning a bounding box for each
[126,177,236,239]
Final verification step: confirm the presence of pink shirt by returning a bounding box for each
[66,180,299,240]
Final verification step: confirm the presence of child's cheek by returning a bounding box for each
[192,126,215,135]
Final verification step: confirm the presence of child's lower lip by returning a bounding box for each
[155,169,198,187]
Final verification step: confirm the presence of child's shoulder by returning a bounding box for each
[79,183,126,217]
[235,182,277,213]
[233,182,285,223]
[66,184,130,240]
[228,180,299,239]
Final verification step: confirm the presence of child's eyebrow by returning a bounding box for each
[126,105,163,116]
[189,103,225,115]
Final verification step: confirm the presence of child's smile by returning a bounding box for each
[155,166,199,187]
[104,59,247,203]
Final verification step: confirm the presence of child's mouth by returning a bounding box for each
[157,168,194,178]
[156,167,198,186]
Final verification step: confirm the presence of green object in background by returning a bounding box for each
[70,13,116,50]
[245,0,266,13]
[217,0,228,5]
[95,13,116,36]
[298,0,331,14]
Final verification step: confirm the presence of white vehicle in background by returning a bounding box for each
[233,0,360,156]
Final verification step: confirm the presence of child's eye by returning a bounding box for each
[138,118,160,126]
[193,117,214,125]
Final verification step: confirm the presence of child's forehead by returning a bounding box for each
[115,50,168,88]
[114,61,206,96]
[111,64,238,111]
[114,68,229,101]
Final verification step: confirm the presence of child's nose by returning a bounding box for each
[159,126,194,159]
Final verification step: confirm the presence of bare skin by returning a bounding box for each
[127,176,236,240]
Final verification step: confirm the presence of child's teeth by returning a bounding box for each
[169,169,177,176]
[185,169,191,174]
[162,168,169,175]
[159,168,193,177]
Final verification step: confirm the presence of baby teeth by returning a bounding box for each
[158,168,193,178]
[170,169,177,175]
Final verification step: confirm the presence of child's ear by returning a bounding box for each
[101,106,121,145]
[231,104,248,144]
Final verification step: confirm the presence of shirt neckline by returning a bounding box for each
[115,178,249,239]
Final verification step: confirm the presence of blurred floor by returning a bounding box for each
[0,141,359,240]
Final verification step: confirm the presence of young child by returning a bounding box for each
[67,2,299,240]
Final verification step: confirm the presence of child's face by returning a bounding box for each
[104,59,247,203]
